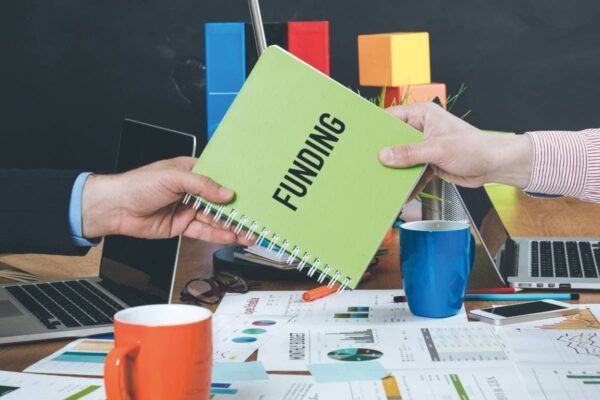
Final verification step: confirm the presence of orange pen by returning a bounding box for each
[302,284,340,302]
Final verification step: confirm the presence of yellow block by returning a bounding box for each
[358,32,430,87]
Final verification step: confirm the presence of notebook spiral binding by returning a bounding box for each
[182,194,351,292]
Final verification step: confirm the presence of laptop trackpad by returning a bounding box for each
[0,300,24,318]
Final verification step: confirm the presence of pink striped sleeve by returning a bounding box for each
[524,129,600,203]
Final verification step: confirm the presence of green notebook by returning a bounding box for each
[192,46,425,290]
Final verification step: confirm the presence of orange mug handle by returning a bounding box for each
[104,343,140,400]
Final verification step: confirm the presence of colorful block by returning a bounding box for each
[245,22,288,75]
[205,22,246,140]
[288,21,330,76]
[384,83,446,108]
[358,32,430,87]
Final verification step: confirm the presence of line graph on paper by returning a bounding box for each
[504,329,600,364]
[556,332,600,359]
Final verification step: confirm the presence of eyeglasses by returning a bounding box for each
[180,272,257,305]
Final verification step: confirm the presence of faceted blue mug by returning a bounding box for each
[400,220,475,318]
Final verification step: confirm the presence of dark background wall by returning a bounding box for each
[2,0,600,172]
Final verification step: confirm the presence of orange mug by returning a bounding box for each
[104,304,212,400]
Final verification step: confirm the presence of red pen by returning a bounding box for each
[302,284,340,302]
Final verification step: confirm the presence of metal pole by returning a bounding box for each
[248,0,267,55]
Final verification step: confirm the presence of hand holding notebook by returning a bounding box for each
[187,46,425,290]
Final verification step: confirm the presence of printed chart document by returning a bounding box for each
[216,290,467,325]
[0,370,105,400]
[24,339,111,377]
[392,366,527,400]
[259,325,511,371]
[26,314,289,377]
[210,374,387,400]
[502,328,600,364]
[518,364,600,400]
[212,314,290,363]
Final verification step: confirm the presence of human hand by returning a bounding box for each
[378,103,534,189]
[81,157,252,244]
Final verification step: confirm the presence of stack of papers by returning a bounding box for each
[17,291,600,400]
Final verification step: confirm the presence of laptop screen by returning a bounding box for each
[454,185,512,280]
[98,119,196,306]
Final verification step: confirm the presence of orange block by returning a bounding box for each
[384,83,446,108]
[358,32,430,87]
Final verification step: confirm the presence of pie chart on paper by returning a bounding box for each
[327,348,383,362]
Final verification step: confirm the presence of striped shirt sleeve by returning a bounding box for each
[524,129,600,203]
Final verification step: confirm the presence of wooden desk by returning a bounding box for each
[1,189,600,372]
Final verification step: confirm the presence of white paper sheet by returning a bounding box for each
[517,364,600,400]
[501,328,600,364]
[24,338,112,377]
[216,290,468,325]
[212,314,290,363]
[210,374,387,400]
[259,325,512,371]
[0,370,105,400]
[25,314,289,377]
[392,366,528,400]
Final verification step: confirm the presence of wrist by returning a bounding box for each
[81,174,124,238]
[487,133,533,188]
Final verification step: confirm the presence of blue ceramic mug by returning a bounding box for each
[400,220,475,318]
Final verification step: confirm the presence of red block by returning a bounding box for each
[384,83,446,109]
[288,21,330,76]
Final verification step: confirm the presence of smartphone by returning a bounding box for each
[468,300,579,325]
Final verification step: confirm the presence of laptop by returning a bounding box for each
[0,119,196,344]
[455,185,600,290]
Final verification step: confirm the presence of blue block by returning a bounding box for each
[205,22,246,140]
[207,93,237,139]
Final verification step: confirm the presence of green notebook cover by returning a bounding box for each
[193,46,424,289]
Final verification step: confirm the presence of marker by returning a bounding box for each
[463,293,579,301]
[467,288,523,294]
[303,284,340,302]
[393,293,579,303]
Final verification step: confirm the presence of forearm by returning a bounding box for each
[486,133,534,189]
[81,174,123,238]
[524,129,600,203]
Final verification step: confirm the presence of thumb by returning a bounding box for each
[378,142,438,168]
[173,171,234,204]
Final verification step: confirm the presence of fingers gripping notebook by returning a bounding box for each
[189,46,424,290]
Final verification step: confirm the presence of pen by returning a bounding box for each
[393,293,579,303]
[302,284,340,302]
[463,293,579,301]
[467,288,523,294]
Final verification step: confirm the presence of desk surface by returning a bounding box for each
[1,189,600,372]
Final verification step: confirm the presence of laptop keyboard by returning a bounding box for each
[6,280,124,330]
[531,240,600,278]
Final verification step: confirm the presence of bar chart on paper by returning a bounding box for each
[24,339,112,377]
[518,366,600,400]
[209,375,387,400]
[393,367,526,400]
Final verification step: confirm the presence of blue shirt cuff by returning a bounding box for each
[69,172,101,247]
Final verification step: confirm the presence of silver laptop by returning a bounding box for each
[455,185,600,290]
[0,119,196,344]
